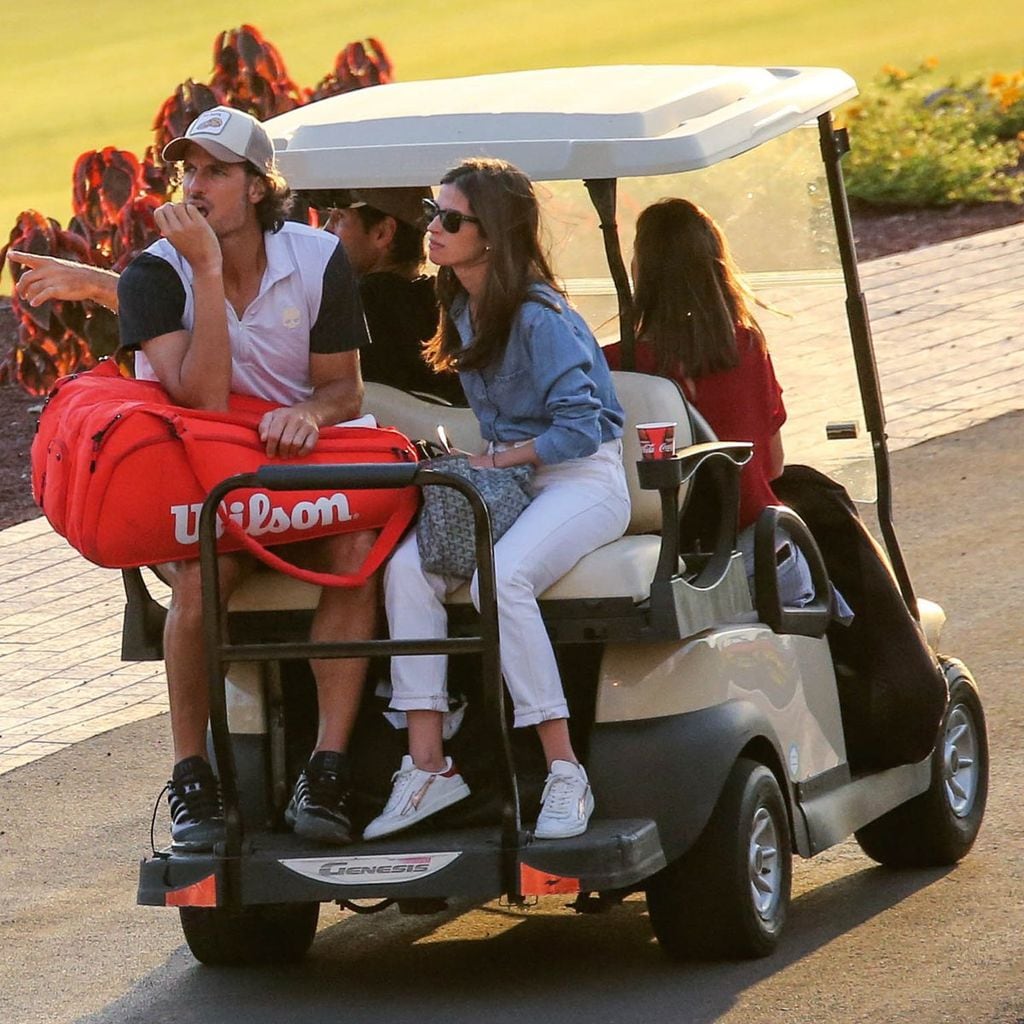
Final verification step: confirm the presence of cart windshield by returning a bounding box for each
[541,126,876,501]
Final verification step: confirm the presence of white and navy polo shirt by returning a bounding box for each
[117,222,369,406]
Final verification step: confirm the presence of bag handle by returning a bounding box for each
[170,411,418,588]
[222,498,416,588]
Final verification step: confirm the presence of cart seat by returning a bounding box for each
[451,534,675,604]
[228,532,674,611]
[228,373,692,614]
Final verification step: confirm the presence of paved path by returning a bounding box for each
[1,223,1022,775]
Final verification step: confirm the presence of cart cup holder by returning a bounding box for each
[637,441,752,589]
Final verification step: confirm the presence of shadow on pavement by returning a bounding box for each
[75,863,952,1024]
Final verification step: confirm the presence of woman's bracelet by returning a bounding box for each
[491,452,497,468]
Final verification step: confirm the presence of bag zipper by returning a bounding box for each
[89,408,176,472]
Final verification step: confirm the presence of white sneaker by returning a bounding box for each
[362,755,470,840]
[534,760,594,840]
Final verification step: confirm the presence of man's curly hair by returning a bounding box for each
[248,166,293,233]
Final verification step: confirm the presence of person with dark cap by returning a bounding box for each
[308,186,465,404]
[112,105,376,851]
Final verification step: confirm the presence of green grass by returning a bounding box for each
[2,0,1021,287]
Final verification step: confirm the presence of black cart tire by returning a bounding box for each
[855,659,988,867]
[646,757,792,960]
[179,902,320,966]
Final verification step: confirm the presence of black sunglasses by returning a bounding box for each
[422,198,481,233]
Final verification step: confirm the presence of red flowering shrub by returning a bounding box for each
[2,25,393,393]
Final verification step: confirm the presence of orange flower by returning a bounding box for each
[1000,85,1023,111]
[922,56,939,70]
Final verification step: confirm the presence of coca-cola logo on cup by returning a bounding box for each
[637,422,676,460]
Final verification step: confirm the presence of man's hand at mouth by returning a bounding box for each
[154,202,222,274]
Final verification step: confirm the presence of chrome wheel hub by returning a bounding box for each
[748,806,781,920]
[942,704,978,818]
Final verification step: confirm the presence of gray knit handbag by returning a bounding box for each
[416,455,535,578]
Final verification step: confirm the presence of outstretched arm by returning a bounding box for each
[8,251,120,311]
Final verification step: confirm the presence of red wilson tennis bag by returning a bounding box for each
[31,360,419,585]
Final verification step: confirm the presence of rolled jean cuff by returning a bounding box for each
[513,702,570,729]
[389,695,450,714]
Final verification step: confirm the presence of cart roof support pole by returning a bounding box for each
[818,112,918,617]
[585,178,635,370]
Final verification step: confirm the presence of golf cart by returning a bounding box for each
[127,65,988,964]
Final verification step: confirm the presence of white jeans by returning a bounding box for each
[384,440,630,728]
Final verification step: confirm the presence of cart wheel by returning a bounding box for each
[855,659,988,867]
[179,902,320,966]
[646,757,792,960]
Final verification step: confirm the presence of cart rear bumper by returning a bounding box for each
[138,818,665,907]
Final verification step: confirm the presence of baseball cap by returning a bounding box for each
[162,106,276,176]
[336,187,434,229]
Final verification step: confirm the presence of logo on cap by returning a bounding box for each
[192,111,230,136]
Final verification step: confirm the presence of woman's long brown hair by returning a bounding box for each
[424,158,562,373]
[632,198,766,378]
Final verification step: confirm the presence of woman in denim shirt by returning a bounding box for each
[365,158,629,842]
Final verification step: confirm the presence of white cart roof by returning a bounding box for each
[266,64,857,189]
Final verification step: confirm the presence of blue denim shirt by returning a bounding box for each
[452,284,624,465]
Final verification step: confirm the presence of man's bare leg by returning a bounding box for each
[160,553,253,762]
[308,528,379,753]
[160,552,252,849]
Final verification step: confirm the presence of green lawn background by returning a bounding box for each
[2,0,1021,286]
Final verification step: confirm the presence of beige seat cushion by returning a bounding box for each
[230,572,321,611]
[364,381,486,455]
[230,534,671,612]
[610,370,692,535]
[445,534,669,605]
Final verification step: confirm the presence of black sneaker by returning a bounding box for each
[285,750,353,845]
[168,756,224,851]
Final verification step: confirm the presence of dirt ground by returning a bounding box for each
[850,199,1024,259]
[0,359,40,530]
[2,201,1022,530]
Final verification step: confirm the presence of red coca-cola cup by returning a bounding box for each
[637,421,676,460]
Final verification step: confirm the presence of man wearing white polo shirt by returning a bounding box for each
[117,106,373,851]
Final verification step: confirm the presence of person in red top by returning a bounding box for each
[604,197,813,606]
